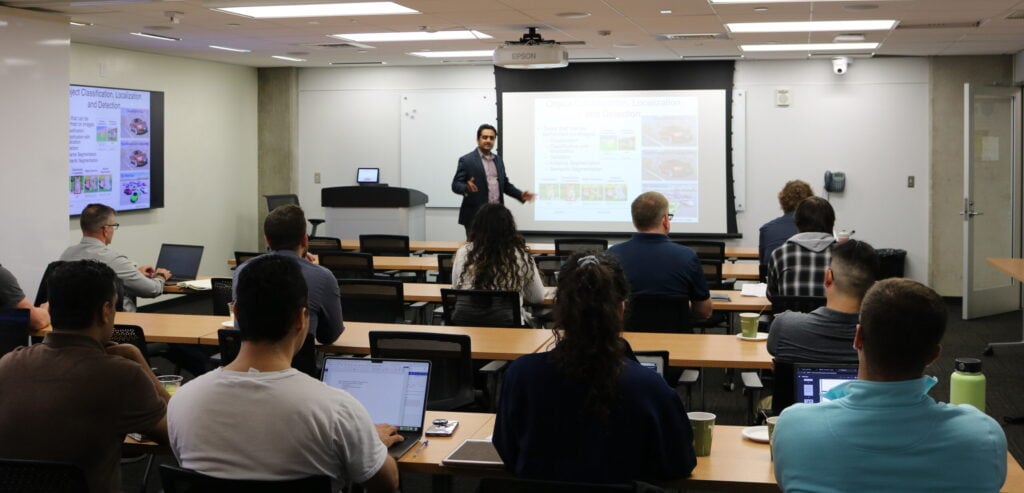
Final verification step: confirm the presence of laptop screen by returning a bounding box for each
[155,244,203,281]
[792,363,858,405]
[356,168,380,184]
[321,357,429,432]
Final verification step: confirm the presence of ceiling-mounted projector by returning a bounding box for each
[494,27,569,69]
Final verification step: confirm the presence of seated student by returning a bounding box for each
[768,239,879,364]
[759,180,814,266]
[0,260,169,493]
[773,279,1007,493]
[0,261,49,329]
[451,203,544,326]
[493,252,697,484]
[767,196,837,297]
[169,255,401,492]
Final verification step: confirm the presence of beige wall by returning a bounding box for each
[257,67,298,246]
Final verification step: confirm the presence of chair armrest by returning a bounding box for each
[740,371,763,390]
[677,369,700,385]
[479,360,507,373]
[412,250,426,256]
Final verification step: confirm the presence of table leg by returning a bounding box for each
[983,308,1024,355]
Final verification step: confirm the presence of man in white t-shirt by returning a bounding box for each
[168,255,402,491]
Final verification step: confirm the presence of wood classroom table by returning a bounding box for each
[332,239,759,260]
[622,331,772,369]
[31,312,226,344]
[367,256,760,280]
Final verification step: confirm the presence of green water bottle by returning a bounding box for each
[950,357,986,412]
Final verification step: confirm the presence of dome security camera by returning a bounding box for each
[832,56,850,75]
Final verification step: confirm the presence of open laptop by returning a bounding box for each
[154,243,204,283]
[356,167,380,185]
[321,357,430,458]
[793,363,859,405]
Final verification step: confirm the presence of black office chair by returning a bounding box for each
[554,238,608,256]
[111,324,151,364]
[0,308,30,357]
[369,331,482,411]
[359,234,423,281]
[769,295,827,316]
[233,251,261,269]
[338,279,405,323]
[160,464,331,493]
[477,477,649,493]
[217,328,318,378]
[674,240,726,262]
[210,277,233,316]
[624,295,700,407]
[441,289,522,328]
[533,255,566,287]
[307,236,342,254]
[436,253,455,284]
[0,458,88,493]
[264,194,325,237]
[36,260,127,312]
[317,251,374,279]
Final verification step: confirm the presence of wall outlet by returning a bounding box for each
[314,172,321,184]
[907,176,915,188]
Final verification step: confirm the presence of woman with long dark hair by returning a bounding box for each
[451,203,544,326]
[493,252,697,483]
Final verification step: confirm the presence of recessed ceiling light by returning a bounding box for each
[557,12,591,19]
[753,7,768,12]
[408,50,494,58]
[613,43,640,48]
[272,55,306,61]
[727,20,897,33]
[130,32,180,41]
[69,20,93,26]
[740,42,879,52]
[833,33,866,42]
[210,45,251,52]
[844,4,880,10]
[330,30,491,42]
[660,10,673,14]
[214,2,418,19]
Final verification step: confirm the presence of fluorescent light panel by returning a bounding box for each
[215,2,417,19]
[740,42,879,52]
[712,0,877,3]
[728,20,896,33]
[331,30,491,42]
[408,50,494,58]
[130,32,180,41]
[210,45,251,52]
[272,55,306,61]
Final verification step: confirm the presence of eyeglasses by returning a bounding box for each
[105,223,120,230]
[666,213,675,220]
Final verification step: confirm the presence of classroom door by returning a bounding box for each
[962,83,1022,320]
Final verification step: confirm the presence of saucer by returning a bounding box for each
[736,332,768,341]
[741,425,770,443]
[221,321,234,328]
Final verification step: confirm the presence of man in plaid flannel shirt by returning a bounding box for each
[767,197,837,298]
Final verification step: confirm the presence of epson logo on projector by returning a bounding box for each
[512,52,537,60]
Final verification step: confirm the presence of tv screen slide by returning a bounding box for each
[501,89,728,234]
[69,84,164,215]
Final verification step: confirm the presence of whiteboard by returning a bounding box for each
[400,91,496,208]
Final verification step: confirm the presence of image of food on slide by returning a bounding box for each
[641,115,696,147]
[599,134,619,151]
[539,184,560,200]
[120,177,149,206]
[121,146,150,170]
[70,176,83,195]
[604,184,627,201]
[121,109,150,137]
[560,184,581,202]
[581,184,605,201]
[83,176,97,194]
[97,175,113,192]
[642,150,697,181]
[96,125,118,143]
[617,135,636,151]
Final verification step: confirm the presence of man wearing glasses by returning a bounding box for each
[608,191,712,320]
[60,203,170,312]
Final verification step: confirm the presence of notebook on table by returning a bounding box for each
[792,363,859,405]
[154,243,204,283]
[320,357,431,458]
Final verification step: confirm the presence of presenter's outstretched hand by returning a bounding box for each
[376,424,405,447]
[522,190,536,202]
[467,177,479,193]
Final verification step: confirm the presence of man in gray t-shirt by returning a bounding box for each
[0,263,50,329]
[768,239,879,363]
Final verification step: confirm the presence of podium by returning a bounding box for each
[321,186,429,240]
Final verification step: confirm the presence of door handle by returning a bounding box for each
[959,198,983,217]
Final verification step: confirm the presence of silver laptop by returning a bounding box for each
[792,363,858,405]
[154,243,204,283]
[321,357,430,458]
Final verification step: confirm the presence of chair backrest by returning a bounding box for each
[217,329,317,378]
[369,331,475,411]
[264,194,300,212]
[338,279,404,323]
[533,255,566,287]
[624,294,692,334]
[233,251,261,268]
[0,308,30,357]
[769,295,826,316]
[633,350,671,384]
[554,238,608,256]
[771,359,796,416]
[477,477,639,493]
[160,464,331,493]
[36,260,127,311]
[699,259,726,289]
[111,324,149,363]
[436,253,455,284]
[673,240,726,262]
[0,458,89,493]
[441,289,522,328]
[317,251,374,279]
[210,277,233,316]
[307,236,342,254]
[359,234,411,256]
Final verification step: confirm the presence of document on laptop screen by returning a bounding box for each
[322,359,428,431]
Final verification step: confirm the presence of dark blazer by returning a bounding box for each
[451,149,525,226]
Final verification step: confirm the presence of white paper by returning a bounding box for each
[178,278,212,290]
[740,283,767,298]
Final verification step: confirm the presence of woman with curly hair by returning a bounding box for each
[493,252,697,483]
[451,203,544,326]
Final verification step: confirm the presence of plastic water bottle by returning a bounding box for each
[950,357,986,412]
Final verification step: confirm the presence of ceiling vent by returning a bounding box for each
[304,42,374,50]
[660,33,729,41]
[896,21,981,30]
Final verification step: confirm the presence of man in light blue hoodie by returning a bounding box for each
[772,278,1007,493]
[767,196,836,297]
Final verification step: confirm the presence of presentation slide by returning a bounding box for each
[69,85,159,215]
[502,90,728,234]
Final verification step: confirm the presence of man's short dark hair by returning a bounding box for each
[829,239,880,299]
[80,203,116,234]
[477,124,497,139]
[264,204,306,251]
[630,191,669,231]
[235,255,308,343]
[859,278,946,379]
[48,260,118,331]
[794,197,835,234]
